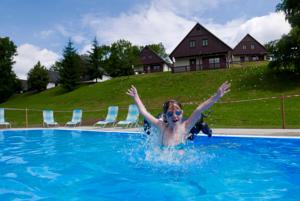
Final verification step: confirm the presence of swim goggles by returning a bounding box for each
[166,110,182,117]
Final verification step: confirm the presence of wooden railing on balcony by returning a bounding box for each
[171,63,231,73]
[171,64,203,73]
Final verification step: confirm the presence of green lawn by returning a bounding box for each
[1,61,300,128]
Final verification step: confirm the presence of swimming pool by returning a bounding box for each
[0,129,299,200]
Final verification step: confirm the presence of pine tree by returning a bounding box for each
[59,40,81,91]
[0,37,18,102]
[87,37,104,82]
[27,61,49,92]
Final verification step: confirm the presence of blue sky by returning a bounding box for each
[0,0,291,79]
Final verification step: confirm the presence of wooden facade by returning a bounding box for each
[233,34,268,63]
[139,46,170,73]
[169,23,232,73]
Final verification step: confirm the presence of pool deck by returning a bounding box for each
[67,127,300,137]
[2,127,300,137]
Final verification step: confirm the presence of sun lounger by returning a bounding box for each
[65,109,82,127]
[115,104,139,128]
[94,106,118,127]
[43,110,59,127]
[0,108,11,128]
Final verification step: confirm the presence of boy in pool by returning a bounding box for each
[126,81,230,147]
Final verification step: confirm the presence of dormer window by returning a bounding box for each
[202,39,208,46]
[189,40,196,48]
[242,45,246,50]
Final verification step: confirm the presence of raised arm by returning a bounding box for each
[127,85,163,128]
[184,81,231,131]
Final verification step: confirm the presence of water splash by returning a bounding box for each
[124,127,215,173]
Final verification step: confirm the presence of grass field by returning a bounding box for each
[1,61,300,128]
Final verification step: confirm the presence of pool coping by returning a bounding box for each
[1,127,300,139]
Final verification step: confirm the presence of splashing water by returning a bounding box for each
[124,126,215,174]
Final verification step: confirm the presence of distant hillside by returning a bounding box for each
[1,62,300,128]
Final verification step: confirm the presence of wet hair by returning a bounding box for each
[162,99,182,114]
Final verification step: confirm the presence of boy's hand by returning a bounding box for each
[217,81,231,97]
[126,85,138,98]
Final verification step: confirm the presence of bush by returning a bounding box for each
[27,61,49,92]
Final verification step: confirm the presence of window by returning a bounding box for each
[202,39,208,46]
[208,57,220,68]
[189,40,196,48]
[242,45,246,50]
[251,44,255,49]
[148,55,152,59]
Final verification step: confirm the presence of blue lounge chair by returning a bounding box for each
[94,106,118,127]
[0,108,11,128]
[65,109,82,127]
[43,110,59,127]
[116,104,139,128]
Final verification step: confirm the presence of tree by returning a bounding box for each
[147,43,171,63]
[79,54,90,81]
[49,61,62,72]
[27,61,49,92]
[276,0,300,27]
[0,37,18,102]
[264,40,279,53]
[269,0,300,73]
[59,40,81,91]
[105,39,140,77]
[87,38,104,82]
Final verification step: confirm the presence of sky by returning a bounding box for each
[0,0,291,79]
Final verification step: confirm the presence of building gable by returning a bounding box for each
[233,34,267,55]
[170,23,232,58]
[48,70,60,84]
[140,46,167,65]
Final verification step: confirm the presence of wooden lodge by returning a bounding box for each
[169,23,233,73]
[139,46,170,73]
[232,34,268,63]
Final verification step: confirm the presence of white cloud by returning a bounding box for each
[83,6,195,52]
[79,44,92,55]
[82,1,290,53]
[151,0,233,17]
[39,30,55,38]
[54,24,88,45]
[55,24,70,37]
[14,44,60,79]
[72,35,86,44]
[206,12,291,48]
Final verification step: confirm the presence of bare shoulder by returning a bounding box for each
[153,119,166,129]
[160,119,168,128]
[181,119,190,131]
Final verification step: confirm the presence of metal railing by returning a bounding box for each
[1,94,299,129]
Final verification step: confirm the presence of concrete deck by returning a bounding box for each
[63,127,300,137]
[212,128,300,137]
[2,127,300,137]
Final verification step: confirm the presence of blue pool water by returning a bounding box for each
[0,129,300,200]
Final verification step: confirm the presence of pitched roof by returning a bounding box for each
[139,46,168,65]
[47,70,60,83]
[17,79,28,91]
[233,34,267,55]
[170,22,232,58]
